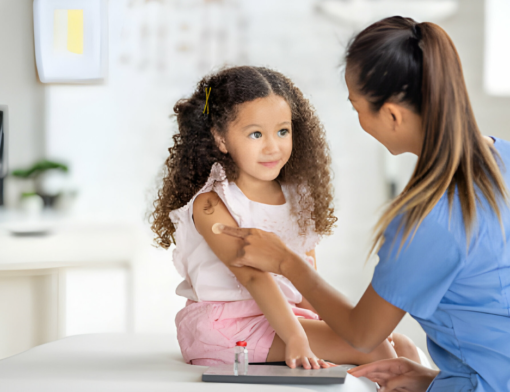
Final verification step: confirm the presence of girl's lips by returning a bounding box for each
[259,160,280,168]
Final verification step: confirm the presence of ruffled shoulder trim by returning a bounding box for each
[302,230,322,253]
[281,183,322,253]
[169,162,227,221]
[169,162,243,224]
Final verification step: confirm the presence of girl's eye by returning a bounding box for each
[278,129,290,137]
[249,131,262,139]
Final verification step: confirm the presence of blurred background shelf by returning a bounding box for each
[0,215,138,360]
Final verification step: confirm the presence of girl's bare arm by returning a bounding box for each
[193,192,325,368]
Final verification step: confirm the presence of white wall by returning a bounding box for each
[452,0,510,135]
[484,0,510,96]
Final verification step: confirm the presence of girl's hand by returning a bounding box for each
[348,357,439,392]
[285,336,335,370]
[214,224,294,275]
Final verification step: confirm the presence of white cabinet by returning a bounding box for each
[0,221,137,359]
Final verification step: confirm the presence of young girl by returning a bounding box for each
[151,65,418,368]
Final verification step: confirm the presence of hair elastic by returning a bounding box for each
[412,23,422,41]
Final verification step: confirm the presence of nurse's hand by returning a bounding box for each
[347,357,439,392]
[213,223,294,275]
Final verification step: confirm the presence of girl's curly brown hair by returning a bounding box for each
[151,66,337,249]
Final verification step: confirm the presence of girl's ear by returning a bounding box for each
[212,128,228,154]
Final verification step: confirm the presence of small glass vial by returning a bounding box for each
[233,341,248,376]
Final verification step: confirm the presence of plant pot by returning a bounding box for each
[36,193,60,208]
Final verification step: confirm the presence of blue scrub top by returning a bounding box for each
[372,137,510,392]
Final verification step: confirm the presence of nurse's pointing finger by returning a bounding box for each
[212,223,251,239]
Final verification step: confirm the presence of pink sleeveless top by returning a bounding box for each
[169,163,320,303]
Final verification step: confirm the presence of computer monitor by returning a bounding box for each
[0,109,6,206]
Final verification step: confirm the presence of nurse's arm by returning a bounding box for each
[280,253,406,353]
[282,253,406,353]
[295,249,318,314]
[217,225,405,353]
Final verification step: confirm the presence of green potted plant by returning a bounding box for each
[11,159,69,208]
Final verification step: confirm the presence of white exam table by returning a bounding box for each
[0,334,381,391]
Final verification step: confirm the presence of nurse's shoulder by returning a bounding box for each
[384,193,459,249]
[491,137,510,180]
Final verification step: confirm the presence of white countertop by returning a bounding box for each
[0,334,377,392]
[0,210,140,270]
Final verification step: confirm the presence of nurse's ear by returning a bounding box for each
[380,101,423,155]
[381,102,404,132]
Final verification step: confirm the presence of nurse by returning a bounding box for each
[215,16,510,392]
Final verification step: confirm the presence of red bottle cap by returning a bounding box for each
[236,341,247,347]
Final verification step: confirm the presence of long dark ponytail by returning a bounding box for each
[346,16,507,251]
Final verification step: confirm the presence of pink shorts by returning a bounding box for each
[175,299,319,366]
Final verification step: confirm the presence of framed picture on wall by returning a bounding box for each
[33,0,108,83]
[0,107,7,206]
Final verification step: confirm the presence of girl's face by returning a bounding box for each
[215,95,293,182]
[345,69,423,156]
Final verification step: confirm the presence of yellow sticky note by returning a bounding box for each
[67,10,84,54]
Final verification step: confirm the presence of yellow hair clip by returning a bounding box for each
[203,87,211,114]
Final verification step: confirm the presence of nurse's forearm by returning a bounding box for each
[281,252,396,352]
[281,254,355,342]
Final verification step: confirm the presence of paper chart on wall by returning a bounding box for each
[33,0,107,83]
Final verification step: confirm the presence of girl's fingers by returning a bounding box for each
[286,358,297,369]
[301,357,312,370]
[309,357,321,369]
[289,357,336,370]
[318,359,330,368]
[320,360,338,368]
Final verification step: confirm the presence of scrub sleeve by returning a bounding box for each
[372,216,464,319]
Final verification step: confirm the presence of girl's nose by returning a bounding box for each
[263,135,279,154]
